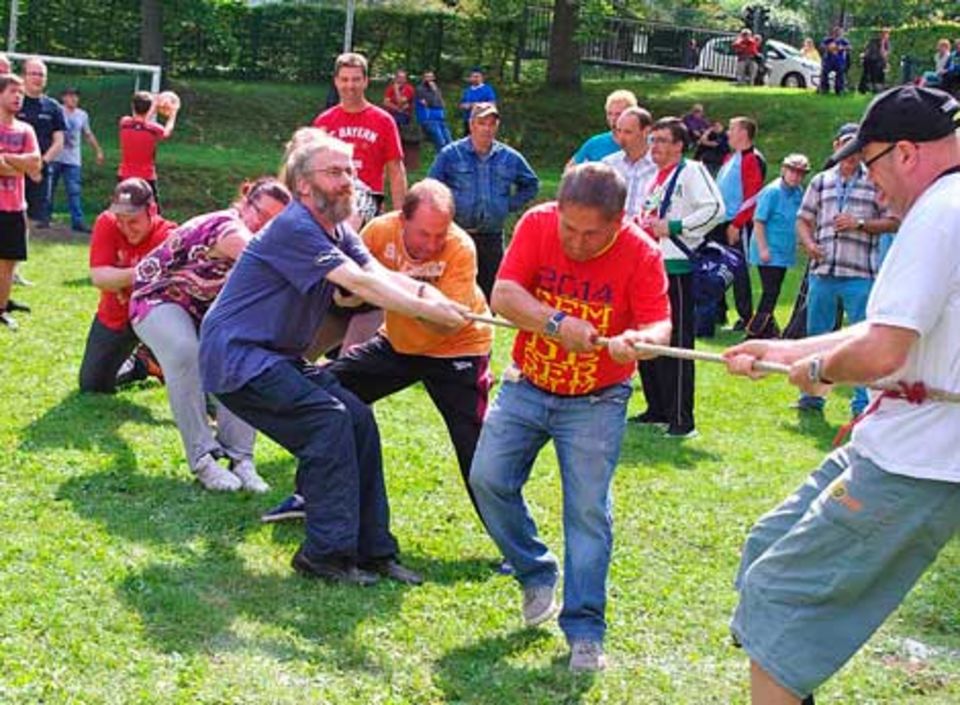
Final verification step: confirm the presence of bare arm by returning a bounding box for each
[606,319,673,363]
[0,149,42,175]
[83,127,105,165]
[753,219,770,262]
[796,215,821,260]
[43,131,64,163]
[90,265,136,292]
[161,109,179,139]
[385,159,407,210]
[491,279,597,353]
[325,258,466,328]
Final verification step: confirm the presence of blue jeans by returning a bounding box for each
[216,360,399,561]
[801,274,872,414]
[469,377,632,644]
[50,162,85,229]
[421,120,452,151]
[25,162,54,223]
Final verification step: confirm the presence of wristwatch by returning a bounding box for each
[808,356,833,385]
[544,311,567,336]
[857,217,866,232]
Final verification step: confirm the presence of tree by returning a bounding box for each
[140,0,163,68]
[548,0,581,89]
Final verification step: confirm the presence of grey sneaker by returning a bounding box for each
[194,454,242,491]
[231,458,269,493]
[522,583,560,627]
[569,640,607,672]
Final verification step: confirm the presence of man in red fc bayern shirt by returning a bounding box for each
[312,52,406,211]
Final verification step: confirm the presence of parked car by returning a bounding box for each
[697,37,820,88]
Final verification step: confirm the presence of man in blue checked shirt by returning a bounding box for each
[428,102,539,300]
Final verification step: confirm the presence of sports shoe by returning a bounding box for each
[789,398,824,413]
[115,355,148,388]
[261,493,306,523]
[194,453,242,491]
[12,271,33,286]
[5,299,30,313]
[358,557,423,585]
[629,410,668,428]
[522,583,561,627]
[231,458,269,493]
[292,546,379,586]
[569,640,607,672]
[496,558,515,576]
[665,424,699,439]
[0,311,19,331]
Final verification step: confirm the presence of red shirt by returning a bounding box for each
[312,104,403,193]
[0,119,37,212]
[118,116,166,180]
[89,211,175,330]
[499,202,670,396]
[383,82,415,119]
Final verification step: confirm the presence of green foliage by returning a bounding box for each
[848,22,960,73]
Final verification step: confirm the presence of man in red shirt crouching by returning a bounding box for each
[79,178,175,393]
[469,163,672,672]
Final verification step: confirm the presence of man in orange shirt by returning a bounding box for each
[261,179,494,528]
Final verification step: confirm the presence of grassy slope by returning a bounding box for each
[3,77,959,704]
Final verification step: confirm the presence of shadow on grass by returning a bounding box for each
[19,390,173,473]
[620,425,722,470]
[61,275,91,288]
[781,409,838,452]
[435,629,595,705]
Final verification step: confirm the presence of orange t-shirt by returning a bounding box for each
[360,212,493,357]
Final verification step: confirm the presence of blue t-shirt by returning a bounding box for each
[459,83,497,120]
[572,131,619,164]
[17,94,66,154]
[749,178,803,268]
[199,201,371,394]
[716,151,743,220]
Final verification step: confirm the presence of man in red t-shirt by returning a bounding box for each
[118,91,179,206]
[312,52,406,210]
[469,163,672,672]
[79,178,175,393]
[382,68,415,125]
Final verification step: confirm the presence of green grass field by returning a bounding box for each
[3,77,960,704]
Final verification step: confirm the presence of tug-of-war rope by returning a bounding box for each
[464,312,960,446]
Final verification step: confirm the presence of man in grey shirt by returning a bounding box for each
[51,87,104,232]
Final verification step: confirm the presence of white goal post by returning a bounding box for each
[6,52,162,94]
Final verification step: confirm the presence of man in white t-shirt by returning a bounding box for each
[722,85,960,705]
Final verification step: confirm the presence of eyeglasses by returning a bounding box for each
[310,166,356,180]
[863,143,897,169]
[647,136,675,145]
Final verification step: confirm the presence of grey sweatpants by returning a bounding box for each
[133,303,255,471]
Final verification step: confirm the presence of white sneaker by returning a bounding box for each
[194,454,242,491]
[231,458,270,493]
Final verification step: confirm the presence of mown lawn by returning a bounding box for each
[2,77,959,704]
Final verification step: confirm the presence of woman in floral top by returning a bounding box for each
[130,177,290,492]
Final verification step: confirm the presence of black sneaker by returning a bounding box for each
[358,557,424,585]
[629,410,668,427]
[665,424,699,439]
[260,493,306,523]
[5,299,30,313]
[731,319,748,332]
[292,547,379,586]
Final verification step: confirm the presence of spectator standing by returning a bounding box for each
[458,67,497,136]
[715,116,766,330]
[793,123,900,416]
[78,179,176,393]
[415,69,452,151]
[801,37,821,64]
[50,87,104,233]
[733,29,761,86]
[0,74,40,331]
[745,153,810,339]
[313,52,406,211]
[858,35,886,94]
[428,103,539,301]
[17,57,64,229]
[469,163,672,672]
[601,106,657,217]
[635,117,725,437]
[383,68,420,172]
[567,89,638,166]
[118,91,179,206]
[693,119,730,175]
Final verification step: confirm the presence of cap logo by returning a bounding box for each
[941,96,960,114]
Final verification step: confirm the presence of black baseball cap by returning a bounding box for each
[826,85,960,167]
[109,178,155,215]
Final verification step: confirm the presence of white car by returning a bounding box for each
[697,37,820,89]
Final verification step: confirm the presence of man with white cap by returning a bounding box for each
[724,85,960,705]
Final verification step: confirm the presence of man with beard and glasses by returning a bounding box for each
[199,129,468,586]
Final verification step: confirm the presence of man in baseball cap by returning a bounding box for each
[826,84,960,168]
[723,83,960,704]
[79,178,175,393]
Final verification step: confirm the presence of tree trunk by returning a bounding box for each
[547,0,580,90]
[140,0,163,68]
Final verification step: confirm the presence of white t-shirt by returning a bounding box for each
[851,172,960,481]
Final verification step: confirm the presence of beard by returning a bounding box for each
[311,182,354,224]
